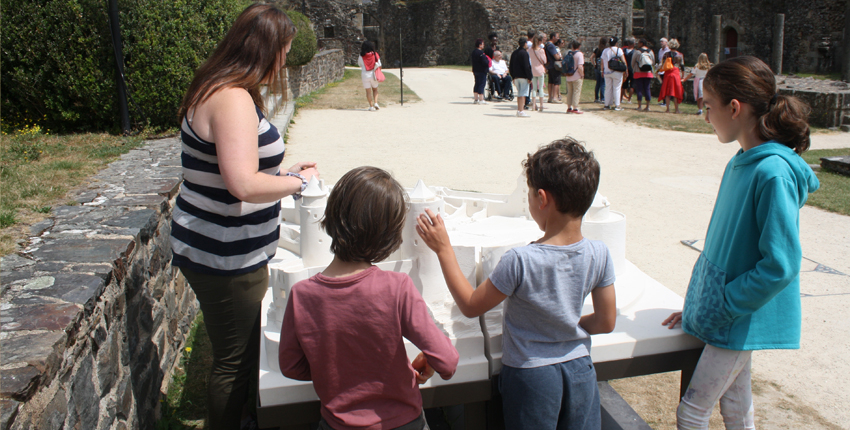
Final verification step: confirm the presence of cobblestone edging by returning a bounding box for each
[0,138,193,429]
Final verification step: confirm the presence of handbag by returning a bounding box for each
[607,47,627,72]
[658,56,674,73]
[375,67,385,82]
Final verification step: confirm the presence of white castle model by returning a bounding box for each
[261,174,648,388]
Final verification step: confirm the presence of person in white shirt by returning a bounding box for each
[601,37,627,111]
[489,51,512,99]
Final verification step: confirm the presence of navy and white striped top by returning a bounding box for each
[170,105,285,276]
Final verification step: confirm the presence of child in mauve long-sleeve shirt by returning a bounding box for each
[279,167,459,430]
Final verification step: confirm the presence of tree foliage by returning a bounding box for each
[1,0,249,132]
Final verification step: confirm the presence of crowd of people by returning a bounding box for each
[173,4,818,429]
[469,31,716,117]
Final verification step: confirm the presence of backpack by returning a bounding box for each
[637,48,653,72]
[562,50,577,76]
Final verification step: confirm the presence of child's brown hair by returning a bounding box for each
[704,56,810,154]
[321,167,407,263]
[523,137,600,217]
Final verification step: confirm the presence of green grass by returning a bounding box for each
[802,148,850,216]
[294,68,420,111]
[0,130,148,255]
[158,312,213,430]
[432,65,472,72]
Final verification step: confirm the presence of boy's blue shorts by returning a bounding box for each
[499,355,600,429]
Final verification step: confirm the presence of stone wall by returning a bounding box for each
[287,49,346,100]
[0,139,192,430]
[646,0,847,74]
[296,0,632,67]
[777,76,850,130]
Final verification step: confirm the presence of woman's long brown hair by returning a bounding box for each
[178,4,297,120]
[704,56,811,154]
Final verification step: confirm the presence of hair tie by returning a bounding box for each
[769,93,778,109]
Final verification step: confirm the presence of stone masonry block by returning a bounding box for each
[67,355,99,430]
[1,302,81,332]
[0,366,42,401]
[30,238,129,264]
[0,331,65,369]
[96,330,120,395]
[0,399,20,430]
[39,273,107,310]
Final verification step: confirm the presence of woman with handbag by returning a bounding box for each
[358,41,384,111]
[658,38,684,113]
[601,36,627,111]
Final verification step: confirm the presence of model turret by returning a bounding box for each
[299,176,333,268]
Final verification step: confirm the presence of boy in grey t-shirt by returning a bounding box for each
[417,138,616,429]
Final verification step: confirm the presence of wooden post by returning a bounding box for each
[772,14,785,74]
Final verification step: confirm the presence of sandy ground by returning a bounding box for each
[274,68,850,429]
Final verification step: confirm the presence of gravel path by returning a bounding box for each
[274,67,850,428]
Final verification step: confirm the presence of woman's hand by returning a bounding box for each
[288,162,319,182]
[662,312,682,329]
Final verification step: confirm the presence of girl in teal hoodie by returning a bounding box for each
[662,56,819,429]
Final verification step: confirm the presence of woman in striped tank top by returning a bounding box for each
[171,4,319,429]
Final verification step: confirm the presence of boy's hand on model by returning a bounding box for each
[416,209,453,256]
[411,352,434,384]
[662,312,682,329]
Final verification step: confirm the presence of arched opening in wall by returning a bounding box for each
[723,27,738,60]
[362,13,382,52]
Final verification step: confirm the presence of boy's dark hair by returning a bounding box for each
[522,138,600,217]
[321,166,407,263]
[517,37,528,49]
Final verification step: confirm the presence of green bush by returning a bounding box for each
[1,0,249,133]
[285,9,317,67]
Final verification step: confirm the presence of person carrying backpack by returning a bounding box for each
[630,38,656,111]
[562,40,585,114]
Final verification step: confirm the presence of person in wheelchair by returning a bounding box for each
[488,51,513,100]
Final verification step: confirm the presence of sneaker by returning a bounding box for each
[659,101,666,106]
[596,99,604,104]
[479,100,488,105]
[373,104,380,110]
[603,106,610,110]
[473,100,479,105]
[696,109,703,115]
[367,106,376,111]
[613,106,623,111]
[566,108,574,114]
[517,111,530,117]
[573,109,584,114]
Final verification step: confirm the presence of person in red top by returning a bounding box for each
[279,166,459,430]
